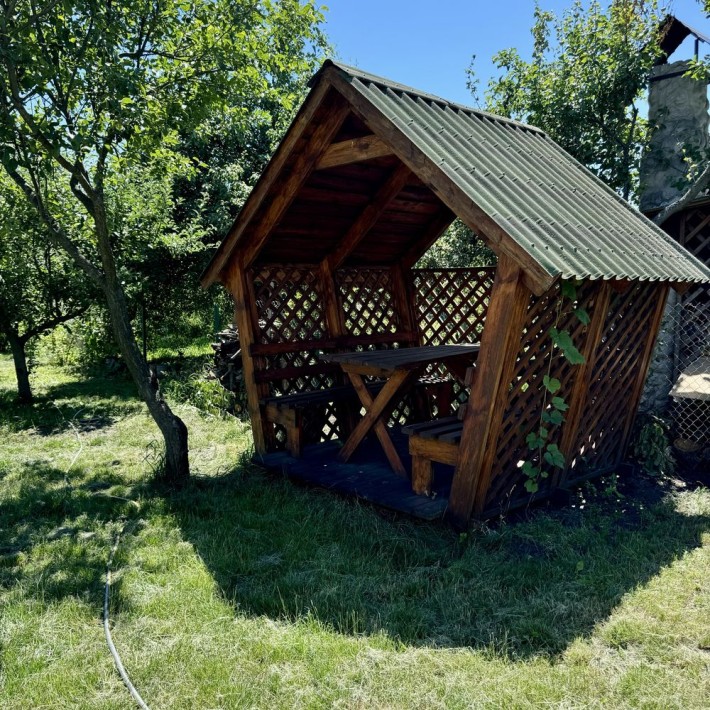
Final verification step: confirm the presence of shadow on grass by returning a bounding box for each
[0,459,139,606]
[161,467,709,659]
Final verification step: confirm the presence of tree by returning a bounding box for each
[0,0,326,483]
[0,175,93,401]
[471,0,664,202]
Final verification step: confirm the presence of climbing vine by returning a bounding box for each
[522,281,588,493]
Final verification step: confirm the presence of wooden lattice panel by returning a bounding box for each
[485,281,597,507]
[414,268,495,345]
[567,282,662,481]
[251,266,326,343]
[336,268,401,337]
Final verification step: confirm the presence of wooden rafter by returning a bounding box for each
[201,84,348,283]
[315,134,393,170]
[325,68,556,296]
[323,163,411,271]
[240,98,351,268]
[401,207,456,269]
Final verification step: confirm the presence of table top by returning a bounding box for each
[320,344,480,372]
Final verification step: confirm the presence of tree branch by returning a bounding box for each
[20,305,89,343]
[653,161,710,226]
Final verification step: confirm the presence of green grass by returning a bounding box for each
[1,354,709,708]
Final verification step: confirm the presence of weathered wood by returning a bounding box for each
[324,163,411,271]
[339,369,417,475]
[619,284,670,459]
[325,68,555,296]
[315,134,393,170]
[202,79,338,286]
[557,282,613,484]
[226,263,267,454]
[239,97,351,269]
[448,255,531,527]
[321,344,480,371]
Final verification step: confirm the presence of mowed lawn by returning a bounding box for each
[0,354,709,709]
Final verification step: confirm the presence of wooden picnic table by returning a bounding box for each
[320,344,480,476]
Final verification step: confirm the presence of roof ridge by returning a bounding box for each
[318,59,546,135]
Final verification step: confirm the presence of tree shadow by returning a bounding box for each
[0,459,138,605]
[0,371,141,435]
[162,467,709,659]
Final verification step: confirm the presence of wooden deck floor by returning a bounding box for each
[258,431,453,520]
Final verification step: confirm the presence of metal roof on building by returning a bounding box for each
[325,60,710,284]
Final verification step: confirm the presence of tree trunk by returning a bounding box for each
[7,331,32,402]
[93,200,190,484]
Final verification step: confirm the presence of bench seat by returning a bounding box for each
[263,376,455,458]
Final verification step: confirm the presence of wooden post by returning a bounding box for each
[448,255,531,528]
[390,263,421,344]
[557,282,612,485]
[226,261,267,455]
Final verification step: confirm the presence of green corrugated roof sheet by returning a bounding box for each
[327,60,710,284]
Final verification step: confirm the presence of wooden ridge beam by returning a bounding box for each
[315,134,393,170]
[324,163,412,271]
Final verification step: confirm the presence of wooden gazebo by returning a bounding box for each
[202,60,710,527]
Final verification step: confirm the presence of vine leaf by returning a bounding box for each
[551,396,569,411]
[543,443,566,468]
[574,307,591,325]
[543,375,561,393]
[550,328,585,364]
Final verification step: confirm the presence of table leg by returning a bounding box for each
[338,369,418,476]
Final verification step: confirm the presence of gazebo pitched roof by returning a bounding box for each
[202,59,710,292]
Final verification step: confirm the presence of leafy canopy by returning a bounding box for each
[470,0,664,201]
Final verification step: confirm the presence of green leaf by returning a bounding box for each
[561,280,577,300]
[550,328,585,365]
[551,396,569,411]
[547,409,564,425]
[543,375,561,393]
[544,443,566,468]
[524,479,539,493]
[574,307,591,325]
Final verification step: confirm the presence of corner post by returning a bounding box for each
[448,255,531,528]
[226,260,267,455]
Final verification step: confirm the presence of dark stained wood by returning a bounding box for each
[241,98,351,268]
[315,134,393,170]
[251,339,337,356]
[557,282,613,485]
[340,369,417,475]
[619,284,670,459]
[321,344,480,370]
[448,255,531,527]
[202,80,338,286]
[259,436,450,520]
[325,68,556,296]
[401,208,456,269]
[324,163,412,271]
[390,263,421,343]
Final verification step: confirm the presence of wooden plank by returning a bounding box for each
[321,344,480,370]
[250,339,337,356]
[226,263,267,454]
[448,254,531,527]
[557,282,613,485]
[338,369,418,474]
[336,331,417,348]
[409,436,459,466]
[619,284,670,460]
[324,163,412,271]
[202,78,337,286]
[325,68,556,296]
[315,134,394,170]
[254,362,340,384]
[240,97,351,269]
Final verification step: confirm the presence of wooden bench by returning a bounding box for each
[401,367,474,495]
[263,375,455,458]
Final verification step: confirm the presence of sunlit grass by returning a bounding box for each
[0,354,708,708]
